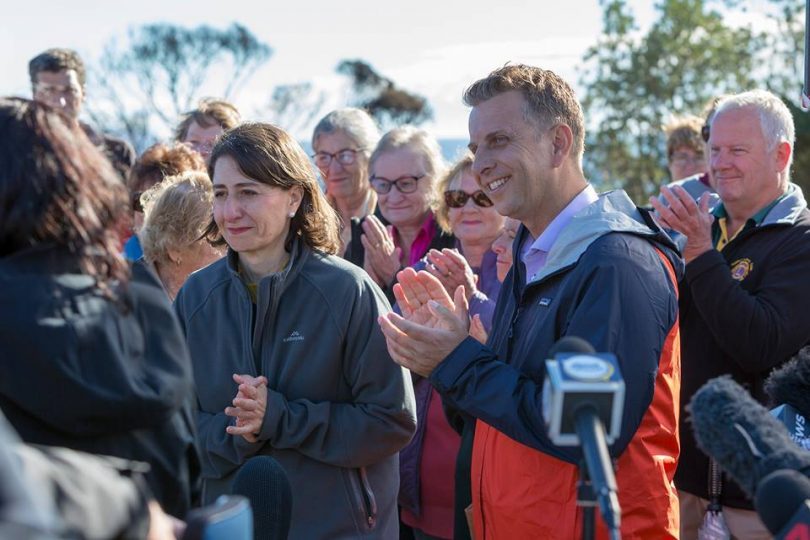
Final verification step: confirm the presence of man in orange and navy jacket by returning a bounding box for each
[378,64,682,540]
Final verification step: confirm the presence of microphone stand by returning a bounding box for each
[577,463,597,540]
[575,411,622,540]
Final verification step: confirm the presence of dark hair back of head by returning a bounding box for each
[128,142,207,193]
[0,97,128,291]
[208,122,340,254]
[28,48,86,88]
[464,64,585,161]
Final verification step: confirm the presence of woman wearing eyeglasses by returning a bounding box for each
[311,109,382,262]
[397,152,504,540]
[362,126,454,300]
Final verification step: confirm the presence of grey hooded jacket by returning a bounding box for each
[174,239,417,539]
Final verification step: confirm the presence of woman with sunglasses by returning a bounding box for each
[427,151,504,334]
[362,126,454,301]
[397,152,504,540]
[311,108,381,262]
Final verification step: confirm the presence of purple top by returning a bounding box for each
[520,185,598,283]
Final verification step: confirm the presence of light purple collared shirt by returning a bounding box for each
[520,185,599,284]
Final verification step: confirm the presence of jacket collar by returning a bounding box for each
[515,189,681,285]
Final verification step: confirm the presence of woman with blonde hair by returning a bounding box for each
[138,171,223,300]
[361,126,454,300]
[174,122,416,539]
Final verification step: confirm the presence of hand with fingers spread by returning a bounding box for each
[650,186,715,263]
[378,268,470,377]
[225,373,268,443]
[425,248,479,301]
[361,215,401,287]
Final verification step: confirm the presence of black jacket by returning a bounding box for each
[0,245,200,517]
[344,210,454,304]
[676,184,810,509]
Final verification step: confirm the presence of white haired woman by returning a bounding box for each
[311,108,381,263]
[361,126,454,301]
[138,171,224,300]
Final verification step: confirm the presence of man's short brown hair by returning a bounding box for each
[173,98,241,142]
[28,48,86,88]
[463,64,585,161]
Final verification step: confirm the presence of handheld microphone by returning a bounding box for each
[766,352,810,450]
[542,336,624,538]
[231,456,293,540]
[755,469,810,539]
[689,376,810,498]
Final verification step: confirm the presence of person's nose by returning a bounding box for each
[326,156,346,178]
[222,196,243,221]
[472,153,494,185]
[710,149,730,171]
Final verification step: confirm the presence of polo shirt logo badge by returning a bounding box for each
[730,258,753,281]
[538,297,552,307]
[283,330,304,343]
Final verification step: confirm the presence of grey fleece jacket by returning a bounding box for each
[174,239,417,540]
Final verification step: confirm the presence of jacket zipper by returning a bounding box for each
[356,468,377,529]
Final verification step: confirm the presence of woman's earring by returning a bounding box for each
[288,211,295,218]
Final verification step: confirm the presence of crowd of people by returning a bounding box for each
[0,46,808,540]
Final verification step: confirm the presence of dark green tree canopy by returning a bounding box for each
[337,60,433,129]
[579,0,765,202]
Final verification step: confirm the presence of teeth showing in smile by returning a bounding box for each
[487,176,509,191]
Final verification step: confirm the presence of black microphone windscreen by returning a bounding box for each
[231,456,293,540]
[548,336,596,357]
[755,469,810,535]
[689,376,810,496]
[764,349,810,417]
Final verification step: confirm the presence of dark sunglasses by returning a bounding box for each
[444,189,493,209]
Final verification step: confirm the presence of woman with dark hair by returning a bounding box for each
[174,122,416,539]
[0,97,199,518]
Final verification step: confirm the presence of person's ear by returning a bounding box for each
[549,123,574,167]
[288,186,304,217]
[166,248,182,267]
[774,141,791,174]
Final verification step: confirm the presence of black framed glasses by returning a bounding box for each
[444,189,493,208]
[370,174,424,194]
[312,148,363,169]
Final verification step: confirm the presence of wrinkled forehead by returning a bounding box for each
[709,106,762,143]
[468,91,531,143]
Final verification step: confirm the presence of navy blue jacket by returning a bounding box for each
[429,190,683,464]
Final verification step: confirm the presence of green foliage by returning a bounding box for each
[580,0,763,202]
[337,60,433,130]
[87,23,272,152]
